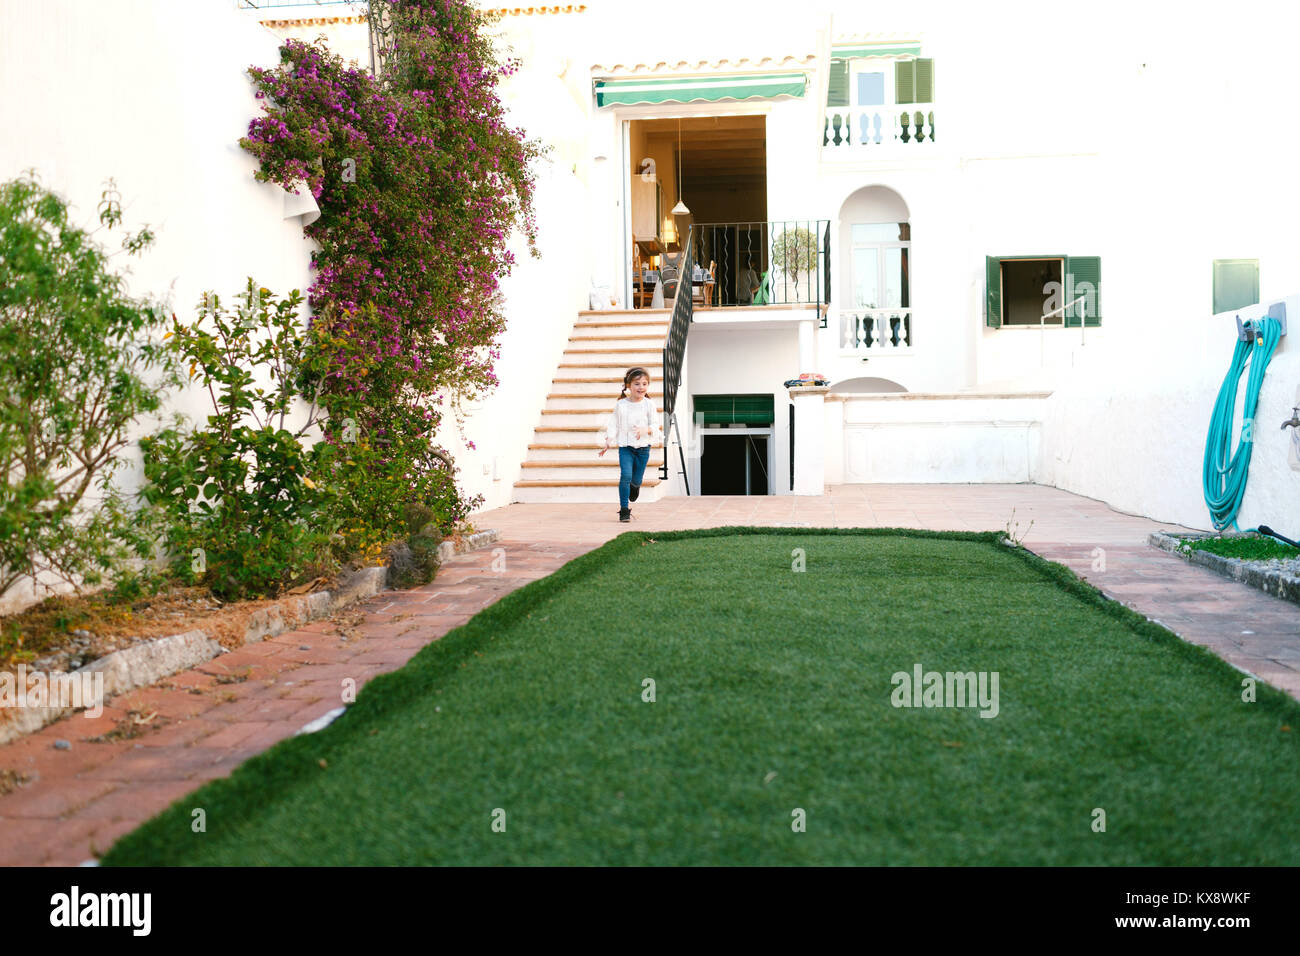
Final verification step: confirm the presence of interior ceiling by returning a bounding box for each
[640,115,765,188]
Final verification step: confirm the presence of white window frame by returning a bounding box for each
[849,224,910,311]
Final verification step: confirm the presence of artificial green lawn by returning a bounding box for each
[102,528,1300,866]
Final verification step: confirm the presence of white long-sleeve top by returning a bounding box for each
[603,397,662,448]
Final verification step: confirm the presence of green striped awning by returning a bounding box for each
[831,42,921,58]
[594,73,806,107]
[692,394,775,426]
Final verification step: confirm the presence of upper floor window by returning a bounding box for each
[828,57,935,108]
[825,55,936,149]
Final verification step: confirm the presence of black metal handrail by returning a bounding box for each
[688,220,831,327]
[660,226,693,486]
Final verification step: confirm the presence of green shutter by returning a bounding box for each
[985,256,1002,328]
[1065,256,1101,327]
[1212,259,1259,314]
[895,60,915,104]
[693,394,775,426]
[914,58,934,102]
[827,58,849,107]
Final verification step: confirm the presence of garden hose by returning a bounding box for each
[1202,316,1284,531]
[1257,524,1299,548]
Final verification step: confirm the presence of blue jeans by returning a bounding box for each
[618,445,651,509]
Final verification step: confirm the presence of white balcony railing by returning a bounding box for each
[823,106,936,155]
[840,309,913,353]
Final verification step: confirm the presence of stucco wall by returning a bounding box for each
[437,10,596,511]
[0,0,318,612]
[1040,297,1300,534]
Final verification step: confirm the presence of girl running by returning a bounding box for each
[598,367,662,522]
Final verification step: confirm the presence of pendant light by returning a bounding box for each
[671,117,690,216]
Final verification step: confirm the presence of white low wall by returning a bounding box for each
[835,393,1048,484]
[1040,295,1300,533]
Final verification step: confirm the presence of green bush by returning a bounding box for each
[139,282,339,600]
[0,173,176,602]
[296,302,481,561]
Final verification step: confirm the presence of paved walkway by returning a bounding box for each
[1,484,1296,865]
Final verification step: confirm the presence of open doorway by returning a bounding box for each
[701,434,771,495]
[627,115,767,308]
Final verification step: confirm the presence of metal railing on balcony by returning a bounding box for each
[823,105,936,154]
[840,309,913,353]
[687,220,831,326]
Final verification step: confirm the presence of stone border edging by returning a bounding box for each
[435,529,500,564]
[0,530,501,746]
[1148,531,1300,605]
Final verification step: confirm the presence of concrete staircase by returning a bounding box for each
[513,309,672,504]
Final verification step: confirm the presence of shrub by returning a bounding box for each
[139,282,338,600]
[296,301,481,556]
[0,173,176,603]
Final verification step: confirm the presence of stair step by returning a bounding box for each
[573,320,672,328]
[553,376,652,383]
[519,463,664,480]
[548,392,663,399]
[515,478,664,488]
[558,362,664,370]
[540,411,662,429]
[568,334,666,342]
[521,459,664,468]
[526,447,662,462]
[536,426,623,433]
[545,394,662,410]
[561,348,660,356]
[577,309,670,317]
[530,442,664,449]
[540,407,663,416]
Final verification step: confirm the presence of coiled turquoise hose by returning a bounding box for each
[1202,317,1284,531]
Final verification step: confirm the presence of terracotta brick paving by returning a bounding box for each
[2,483,1296,865]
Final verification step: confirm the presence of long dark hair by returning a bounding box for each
[620,366,650,399]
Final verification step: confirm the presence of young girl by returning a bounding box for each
[599,367,662,522]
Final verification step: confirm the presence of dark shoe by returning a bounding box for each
[619,508,631,522]
[629,483,641,503]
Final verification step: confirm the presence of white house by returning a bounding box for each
[445,0,1299,536]
[4,0,1295,604]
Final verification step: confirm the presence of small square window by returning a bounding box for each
[1213,259,1259,314]
[856,72,885,106]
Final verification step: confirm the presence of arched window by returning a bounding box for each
[850,221,909,311]
[837,185,913,351]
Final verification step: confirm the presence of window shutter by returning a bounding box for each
[985,256,1002,328]
[1212,259,1259,314]
[1065,256,1101,326]
[914,58,934,102]
[827,59,849,107]
[693,394,775,426]
[895,60,915,104]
